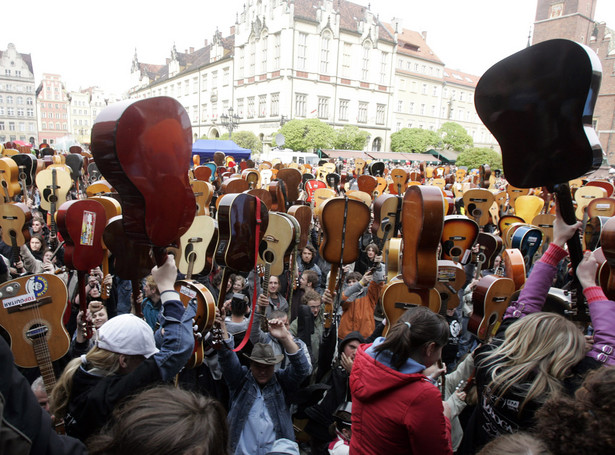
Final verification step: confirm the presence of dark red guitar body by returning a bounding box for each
[90,97,196,250]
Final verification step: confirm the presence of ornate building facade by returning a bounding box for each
[0,43,38,145]
[35,73,69,146]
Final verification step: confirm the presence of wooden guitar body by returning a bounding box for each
[585,215,611,251]
[371,194,400,247]
[462,188,495,227]
[246,188,273,210]
[510,225,544,269]
[468,275,515,341]
[503,248,526,291]
[574,185,607,220]
[477,231,504,270]
[319,197,370,265]
[103,215,155,281]
[402,185,444,289]
[178,215,216,277]
[532,213,556,245]
[191,180,212,216]
[0,202,32,251]
[587,197,615,218]
[0,156,21,200]
[91,96,196,248]
[0,274,69,368]
[36,167,72,213]
[215,193,269,272]
[287,205,313,250]
[382,278,441,335]
[258,212,295,276]
[386,238,402,282]
[435,260,465,313]
[441,215,479,263]
[514,195,545,223]
[357,174,377,198]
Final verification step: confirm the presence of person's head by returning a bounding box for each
[365,243,380,260]
[29,233,46,252]
[269,310,289,328]
[492,255,502,270]
[246,343,284,386]
[302,289,322,317]
[31,376,50,413]
[230,293,248,316]
[301,245,316,264]
[43,249,54,264]
[373,307,449,370]
[51,314,160,420]
[479,312,586,410]
[232,275,246,293]
[31,218,44,234]
[89,301,108,329]
[300,270,319,289]
[536,366,615,455]
[343,272,362,291]
[87,385,229,455]
[476,432,551,455]
[143,275,159,299]
[330,401,352,442]
[268,275,280,295]
[339,331,365,362]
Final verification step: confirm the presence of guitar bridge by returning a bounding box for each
[394,302,418,310]
[7,296,53,314]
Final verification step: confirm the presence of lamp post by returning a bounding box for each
[220,107,240,139]
[280,115,288,126]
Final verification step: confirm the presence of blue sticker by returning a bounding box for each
[26,276,49,298]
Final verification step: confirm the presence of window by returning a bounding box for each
[177,82,182,97]
[192,105,198,123]
[212,71,218,88]
[317,97,329,119]
[42,122,47,129]
[19,122,25,132]
[16,97,23,105]
[320,31,331,74]
[250,42,256,75]
[193,77,198,93]
[17,108,24,117]
[7,107,14,116]
[380,52,387,84]
[376,104,385,125]
[273,34,281,70]
[237,99,244,118]
[295,93,306,117]
[362,42,370,80]
[396,121,402,132]
[431,105,436,116]
[0,95,3,103]
[339,99,349,121]
[201,103,208,120]
[247,96,255,118]
[223,68,230,86]
[15,70,21,77]
[397,100,403,112]
[202,74,208,91]
[7,96,13,104]
[259,95,267,117]
[409,102,414,114]
[0,107,3,115]
[5,69,10,76]
[270,93,279,117]
[297,32,308,70]
[342,42,352,78]
[422,84,427,95]
[184,80,189,95]
[0,122,4,130]
[28,123,35,132]
[358,102,367,123]
[432,86,438,96]
[9,122,16,131]
[261,36,268,74]
[420,104,425,115]
[56,122,60,130]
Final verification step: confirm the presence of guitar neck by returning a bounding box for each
[78,271,93,338]
[30,335,57,397]
[324,263,340,329]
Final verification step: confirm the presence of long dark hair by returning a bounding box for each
[373,306,449,370]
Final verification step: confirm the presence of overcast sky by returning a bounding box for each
[2,0,614,94]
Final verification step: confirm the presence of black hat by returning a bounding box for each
[339,331,365,352]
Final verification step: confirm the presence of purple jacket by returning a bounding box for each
[504,243,615,366]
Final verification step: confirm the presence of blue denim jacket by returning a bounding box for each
[219,337,311,454]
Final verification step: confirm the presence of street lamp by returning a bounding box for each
[280,115,288,126]
[220,107,240,139]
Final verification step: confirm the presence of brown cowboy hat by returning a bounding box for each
[244,343,284,365]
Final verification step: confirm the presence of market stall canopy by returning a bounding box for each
[426,149,457,163]
[192,140,251,162]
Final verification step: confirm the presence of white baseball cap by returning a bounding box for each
[96,314,159,358]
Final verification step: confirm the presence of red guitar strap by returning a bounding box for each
[232,197,262,352]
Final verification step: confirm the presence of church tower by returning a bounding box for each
[532,0,598,44]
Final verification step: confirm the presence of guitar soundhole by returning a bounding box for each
[449,246,462,258]
[263,250,275,263]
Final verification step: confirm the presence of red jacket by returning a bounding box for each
[349,342,452,455]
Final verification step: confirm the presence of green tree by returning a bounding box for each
[333,125,370,150]
[276,118,335,152]
[390,128,440,153]
[438,121,473,151]
[228,131,262,153]
[456,147,503,170]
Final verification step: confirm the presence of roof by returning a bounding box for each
[0,43,34,74]
[384,24,443,65]
[293,0,395,44]
[443,68,479,88]
[427,149,457,163]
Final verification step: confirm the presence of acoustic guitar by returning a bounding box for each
[435,260,465,314]
[287,205,313,251]
[441,215,479,264]
[401,185,444,290]
[502,248,526,291]
[574,185,607,221]
[0,156,21,202]
[475,39,602,321]
[0,202,32,267]
[382,277,441,336]
[319,196,370,329]
[514,195,545,224]
[468,275,515,341]
[586,197,615,218]
[178,215,217,278]
[462,188,495,228]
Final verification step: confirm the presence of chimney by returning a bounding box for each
[190,47,194,53]
[204,39,208,46]
[421,31,427,41]
[230,25,236,35]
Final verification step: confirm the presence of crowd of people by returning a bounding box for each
[1,154,615,455]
